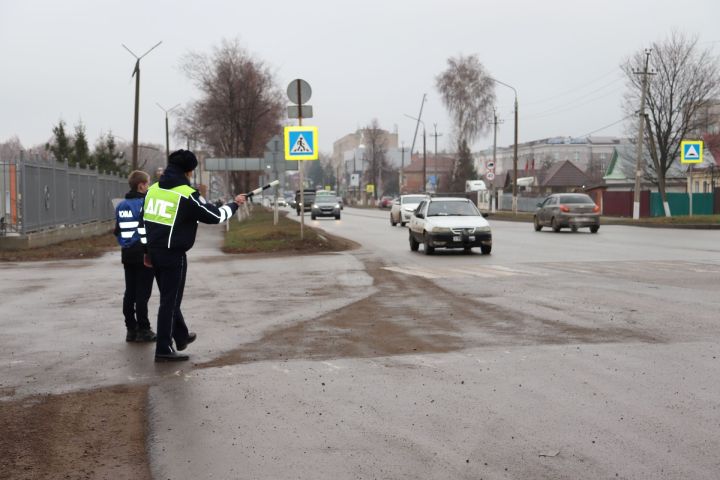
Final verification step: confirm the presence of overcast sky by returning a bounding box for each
[1,0,718,157]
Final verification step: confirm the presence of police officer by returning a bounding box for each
[142,149,246,362]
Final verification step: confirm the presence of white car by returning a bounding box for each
[408,197,492,255]
[390,194,429,227]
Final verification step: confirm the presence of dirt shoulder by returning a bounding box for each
[0,232,118,262]
[488,211,720,228]
[0,385,151,480]
[0,209,358,479]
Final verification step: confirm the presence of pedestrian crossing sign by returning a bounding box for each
[284,126,318,160]
[680,140,703,164]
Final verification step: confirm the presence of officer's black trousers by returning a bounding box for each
[150,249,190,355]
[122,263,154,331]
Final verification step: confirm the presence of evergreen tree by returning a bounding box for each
[46,119,74,163]
[93,131,125,174]
[71,122,91,168]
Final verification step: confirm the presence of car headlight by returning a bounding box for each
[311,204,318,209]
[432,227,452,233]
[476,226,491,233]
[335,204,341,209]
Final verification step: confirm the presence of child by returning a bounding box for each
[114,170,156,342]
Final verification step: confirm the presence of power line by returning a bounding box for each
[522,85,624,120]
[523,67,623,106]
[573,114,634,138]
[524,77,624,117]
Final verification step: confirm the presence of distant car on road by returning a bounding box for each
[534,193,600,233]
[295,189,316,215]
[316,190,342,210]
[311,194,341,220]
[390,194,429,227]
[408,197,492,255]
[378,196,395,209]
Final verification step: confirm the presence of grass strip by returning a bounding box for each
[223,208,355,254]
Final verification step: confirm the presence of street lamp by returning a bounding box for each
[156,103,181,159]
[490,77,518,214]
[404,114,427,193]
[122,41,162,170]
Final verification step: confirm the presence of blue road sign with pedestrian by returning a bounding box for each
[680,140,703,164]
[284,126,319,160]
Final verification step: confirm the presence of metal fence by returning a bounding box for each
[498,193,544,212]
[0,158,127,235]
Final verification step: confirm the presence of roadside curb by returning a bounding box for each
[486,214,720,229]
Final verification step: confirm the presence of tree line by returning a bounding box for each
[7,31,718,206]
[45,120,126,174]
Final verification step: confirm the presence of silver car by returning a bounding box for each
[534,193,600,233]
[390,194,429,227]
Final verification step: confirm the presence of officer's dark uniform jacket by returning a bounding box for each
[114,190,147,264]
[141,166,238,251]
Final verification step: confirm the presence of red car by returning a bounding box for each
[379,196,395,209]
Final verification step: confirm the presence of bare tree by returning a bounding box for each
[0,136,23,161]
[180,38,284,192]
[622,32,720,214]
[436,54,495,190]
[362,119,388,200]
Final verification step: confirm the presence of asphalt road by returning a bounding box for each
[2,207,720,479]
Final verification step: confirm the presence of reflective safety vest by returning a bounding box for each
[143,180,237,251]
[143,183,195,228]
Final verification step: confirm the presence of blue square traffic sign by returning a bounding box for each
[680,140,703,164]
[284,126,318,160]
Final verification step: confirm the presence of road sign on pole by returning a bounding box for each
[287,79,312,105]
[287,105,313,119]
[680,140,703,164]
[284,126,318,160]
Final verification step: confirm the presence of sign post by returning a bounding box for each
[285,79,316,240]
[680,140,703,217]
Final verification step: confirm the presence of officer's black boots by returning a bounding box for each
[127,328,157,343]
[175,332,197,351]
[135,329,157,342]
[126,328,137,342]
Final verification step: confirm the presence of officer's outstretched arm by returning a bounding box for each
[188,192,238,224]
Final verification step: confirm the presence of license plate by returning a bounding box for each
[469,236,475,241]
[453,236,461,242]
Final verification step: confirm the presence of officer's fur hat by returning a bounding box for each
[168,149,198,172]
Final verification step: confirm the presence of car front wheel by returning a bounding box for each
[481,244,492,255]
[534,216,542,231]
[590,225,599,233]
[409,232,419,251]
[390,215,397,226]
[423,233,434,255]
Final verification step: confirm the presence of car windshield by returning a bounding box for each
[402,195,427,204]
[559,194,594,204]
[427,201,479,216]
[315,196,337,203]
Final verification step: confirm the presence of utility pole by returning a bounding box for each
[430,124,443,192]
[404,113,426,194]
[489,109,504,212]
[632,49,655,220]
[422,128,427,193]
[122,41,162,170]
[399,142,405,194]
[156,103,180,160]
